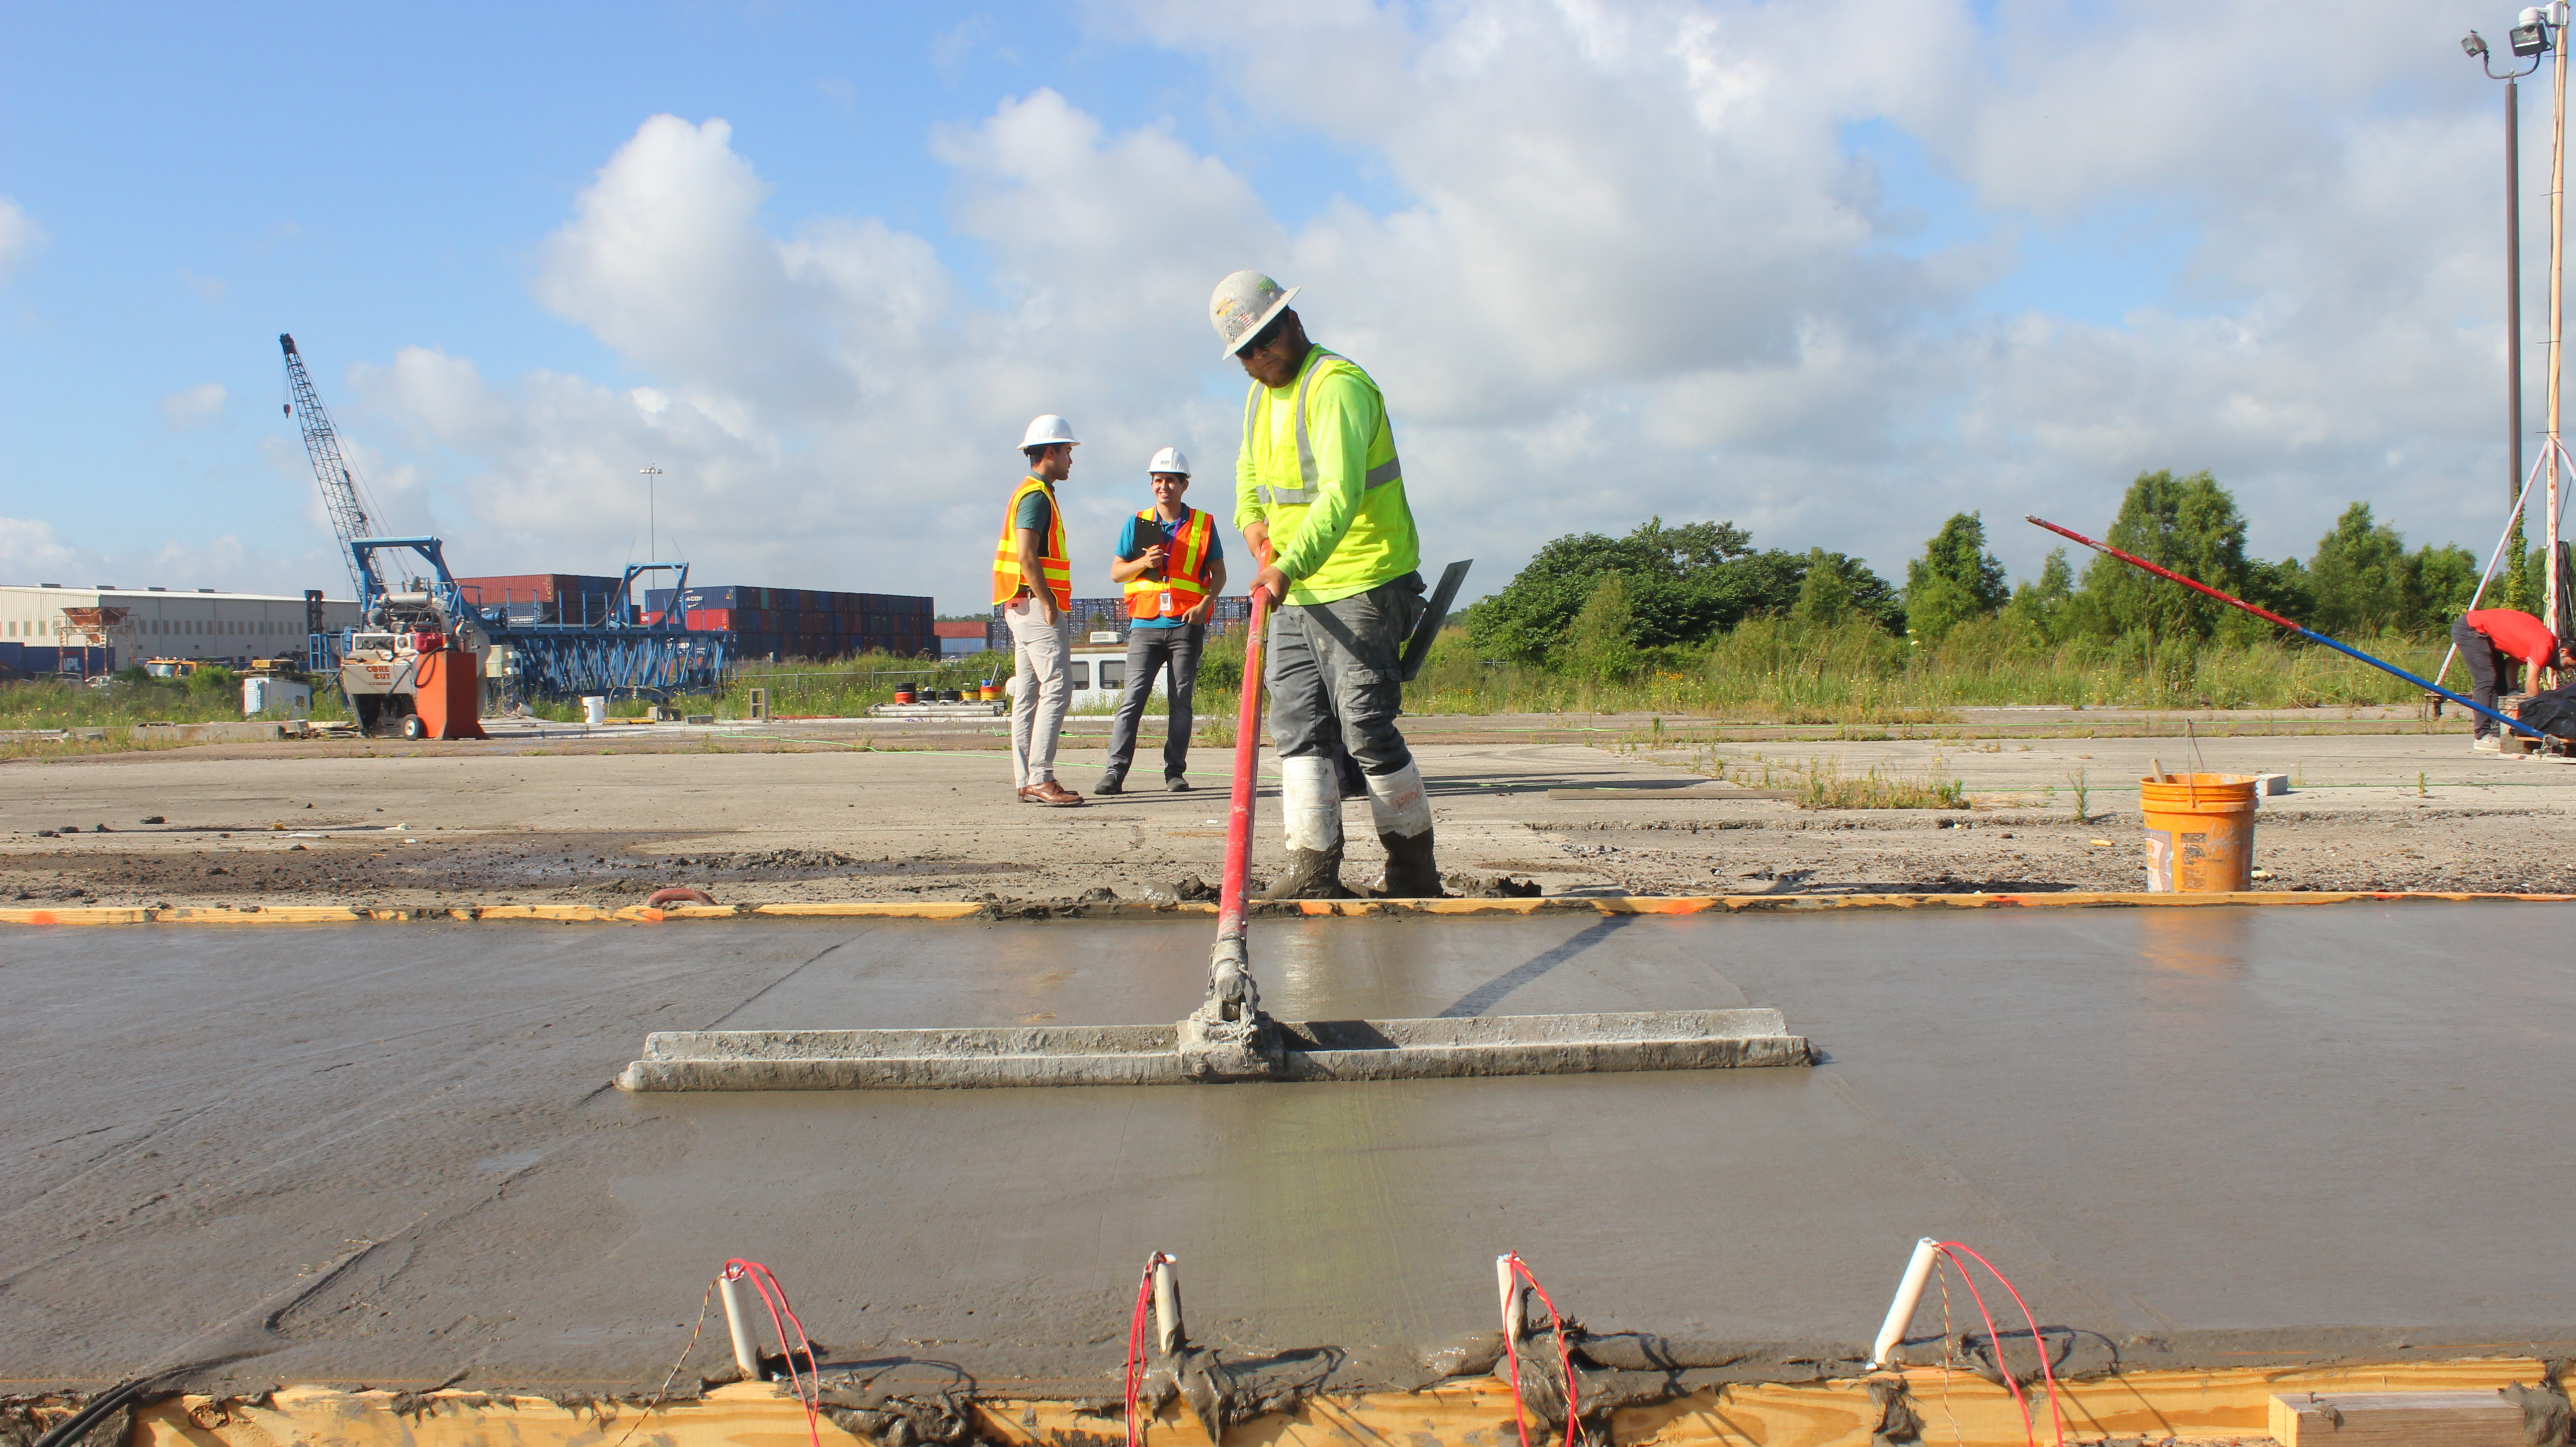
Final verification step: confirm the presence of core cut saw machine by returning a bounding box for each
[618,560,1811,1091]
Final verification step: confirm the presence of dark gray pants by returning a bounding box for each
[1105,623,1203,780]
[2453,615,2517,733]
[1267,572,1425,774]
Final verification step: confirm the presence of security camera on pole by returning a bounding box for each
[2463,19,2545,568]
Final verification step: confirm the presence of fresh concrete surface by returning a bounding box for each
[2,905,2569,1396]
[5,723,2576,905]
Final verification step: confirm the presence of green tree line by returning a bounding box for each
[1467,468,2534,670]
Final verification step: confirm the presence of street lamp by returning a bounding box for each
[639,466,664,560]
[2466,16,2548,524]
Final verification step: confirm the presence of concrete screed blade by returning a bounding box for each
[616,1008,1811,1090]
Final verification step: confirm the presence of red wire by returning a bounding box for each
[1498,1253,1582,1447]
[1932,1243,2065,1447]
[724,1259,823,1447]
[1123,1252,1170,1447]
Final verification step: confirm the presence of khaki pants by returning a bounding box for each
[1005,596,1072,787]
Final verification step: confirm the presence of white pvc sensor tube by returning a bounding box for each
[1496,1254,1523,1342]
[1871,1238,1942,1368]
[1152,1255,1183,1355]
[720,1271,764,1380]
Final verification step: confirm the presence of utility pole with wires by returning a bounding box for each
[2551,2,2571,660]
[2467,19,2544,600]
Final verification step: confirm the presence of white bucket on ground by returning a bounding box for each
[582,696,608,726]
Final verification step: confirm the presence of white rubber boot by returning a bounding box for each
[1261,755,1348,899]
[1366,761,1442,898]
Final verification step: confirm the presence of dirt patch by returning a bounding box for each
[1518,809,2576,898]
[0,833,1018,909]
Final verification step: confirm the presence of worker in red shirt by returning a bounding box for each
[2453,607,2574,751]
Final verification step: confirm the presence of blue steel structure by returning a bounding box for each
[308,541,731,702]
[486,560,730,701]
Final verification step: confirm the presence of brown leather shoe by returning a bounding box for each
[1019,780,1085,807]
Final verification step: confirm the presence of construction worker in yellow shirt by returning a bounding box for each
[1209,270,1437,898]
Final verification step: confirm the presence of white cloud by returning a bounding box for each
[319,1,2548,615]
[0,197,45,282]
[0,514,343,599]
[0,516,83,576]
[160,382,227,430]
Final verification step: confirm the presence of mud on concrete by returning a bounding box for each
[0,832,1013,908]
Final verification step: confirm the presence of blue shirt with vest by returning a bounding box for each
[1116,508,1224,629]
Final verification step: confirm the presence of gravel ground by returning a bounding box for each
[4,717,2574,907]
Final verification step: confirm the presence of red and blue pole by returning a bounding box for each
[2026,516,2545,739]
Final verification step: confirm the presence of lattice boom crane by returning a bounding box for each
[280,332,383,599]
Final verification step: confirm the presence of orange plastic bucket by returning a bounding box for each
[2139,773,2257,892]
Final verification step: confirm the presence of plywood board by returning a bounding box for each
[127,1359,2572,1447]
[2269,1389,2524,1445]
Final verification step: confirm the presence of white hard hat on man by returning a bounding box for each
[1147,446,1190,477]
[1021,414,1079,450]
[1208,271,1299,358]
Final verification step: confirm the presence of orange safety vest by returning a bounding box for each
[1124,507,1215,620]
[991,476,1072,608]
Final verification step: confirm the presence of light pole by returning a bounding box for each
[638,466,664,560]
[2465,19,2546,543]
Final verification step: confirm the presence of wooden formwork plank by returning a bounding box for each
[2268,1389,2526,1445]
[126,1359,2571,1447]
[748,901,986,919]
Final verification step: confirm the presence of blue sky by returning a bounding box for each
[4,5,1203,563]
[0,1,2549,608]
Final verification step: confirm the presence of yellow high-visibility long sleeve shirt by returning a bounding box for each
[1233,346,1419,605]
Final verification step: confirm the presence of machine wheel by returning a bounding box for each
[398,713,428,740]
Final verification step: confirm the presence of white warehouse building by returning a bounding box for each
[0,583,358,676]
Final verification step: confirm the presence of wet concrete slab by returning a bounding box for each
[2,905,2570,1396]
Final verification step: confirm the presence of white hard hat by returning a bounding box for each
[1209,271,1298,358]
[1021,414,1079,449]
[1147,447,1190,477]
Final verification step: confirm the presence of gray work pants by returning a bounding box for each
[2453,615,2516,734]
[1266,572,1425,774]
[1004,596,1072,786]
[1105,623,1203,780]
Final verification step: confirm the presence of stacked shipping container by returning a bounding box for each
[644,585,935,660]
[452,574,637,626]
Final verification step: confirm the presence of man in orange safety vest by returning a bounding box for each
[992,414,1084,806]
[1097,447,1227,795]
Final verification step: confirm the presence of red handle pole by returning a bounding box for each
[1215,555,1273,943]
